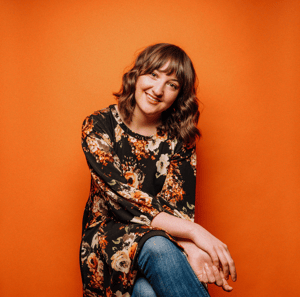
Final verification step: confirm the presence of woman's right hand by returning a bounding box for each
[177,240,233,292]
[151,212,237,282]
[188,224,237,283]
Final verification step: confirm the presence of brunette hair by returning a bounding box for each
[113,43,201,145]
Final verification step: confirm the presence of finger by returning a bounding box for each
[220,270,233,292]
[204,263,216,284]
[207,248,220,269]
[222,279,233,292]
[223,248,237,282]
[215,246,230,280]
[212,265,223,287]
[201,267,208,283]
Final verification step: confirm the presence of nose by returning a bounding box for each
[152,81,164,97]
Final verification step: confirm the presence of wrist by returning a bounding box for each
[176,239,197,255]
[185,221,201,241]
[151,212,198,239]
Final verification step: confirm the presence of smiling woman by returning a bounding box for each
[80,43,236,297]
[114,43,200,144]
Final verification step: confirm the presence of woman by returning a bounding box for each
[80,43,236,297]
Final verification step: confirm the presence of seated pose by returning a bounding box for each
[80,43,237,297]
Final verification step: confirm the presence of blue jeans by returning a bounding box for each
[132,236,210,297]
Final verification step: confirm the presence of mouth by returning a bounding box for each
[146,93,160,104]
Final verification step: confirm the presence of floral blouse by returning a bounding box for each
[80,105,197,297]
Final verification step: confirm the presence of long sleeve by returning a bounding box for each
[82,108,197,229]
[82,112,163,228]
[157,141,197,222]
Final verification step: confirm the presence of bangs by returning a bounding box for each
[140,47,186,86]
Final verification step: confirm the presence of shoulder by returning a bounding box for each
[83,105,113,124]
[170,139,196,162]
[82,105,116,139]
[174,139,196,154]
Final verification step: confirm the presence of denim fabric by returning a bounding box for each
[132,277,157,297]
[132,236,210,297]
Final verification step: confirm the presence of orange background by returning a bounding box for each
[1,0,300,296]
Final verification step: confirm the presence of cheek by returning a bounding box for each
[134,80,143,98]
[166,92,179,105]
[135,76,150,92]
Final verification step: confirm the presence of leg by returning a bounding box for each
[132,277,157,297]
[137,236,210,297]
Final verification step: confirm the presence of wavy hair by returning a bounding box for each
[113,43,201,145]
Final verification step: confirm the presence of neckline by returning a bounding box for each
[110,104,158,141]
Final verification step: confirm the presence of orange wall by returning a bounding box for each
[1,0,299,296]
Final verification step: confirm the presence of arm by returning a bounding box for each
[82,112,164,225]
[151,143,237,282]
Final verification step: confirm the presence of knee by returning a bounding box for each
[140,236,174,260]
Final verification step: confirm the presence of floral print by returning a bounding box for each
[80,105,197,296]
[155,153,170,177]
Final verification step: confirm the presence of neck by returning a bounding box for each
[116,105,160,136]
[129,114,160,136]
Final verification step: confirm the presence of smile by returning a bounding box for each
[146,93,160,104]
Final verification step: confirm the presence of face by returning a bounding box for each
[134,62,180,124]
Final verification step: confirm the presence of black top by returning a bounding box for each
[80,104,197,296]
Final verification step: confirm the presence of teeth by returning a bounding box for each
[147,94,159,102]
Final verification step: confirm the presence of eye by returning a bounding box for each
[168,82,179,90]
[150,72,157,78]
